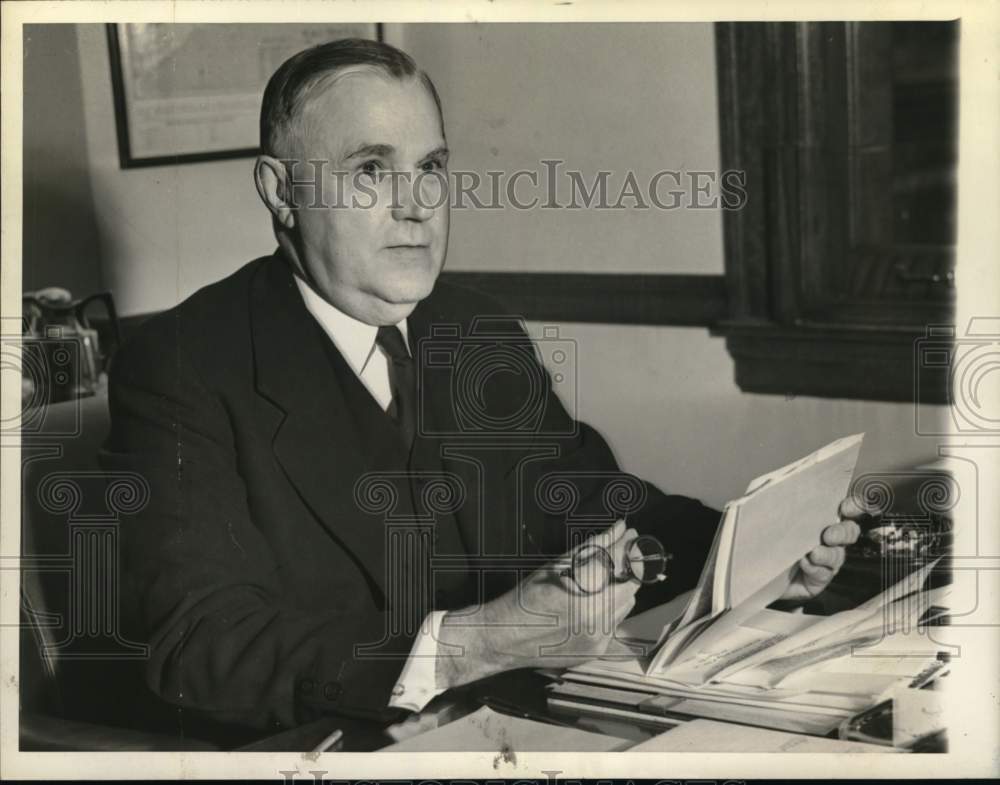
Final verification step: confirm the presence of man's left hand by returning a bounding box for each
[779,497,864,603]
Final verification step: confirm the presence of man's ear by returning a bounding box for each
[254,155,295,230]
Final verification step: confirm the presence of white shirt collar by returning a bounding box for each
[293,275,409,376]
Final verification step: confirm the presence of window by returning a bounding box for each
[713,21,958,403]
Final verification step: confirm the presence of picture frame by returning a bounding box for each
[106,22,383,168]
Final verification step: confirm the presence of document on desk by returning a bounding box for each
[711,558,944,690]
[647,434,865,676]
[614,557,943,697]
[628,719,901,753]
[381,706,632,752]
[550,670,862,735]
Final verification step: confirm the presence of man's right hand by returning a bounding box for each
[434,520,641,690]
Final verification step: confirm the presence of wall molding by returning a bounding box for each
[110,272,728,346]
[439,272,727,326]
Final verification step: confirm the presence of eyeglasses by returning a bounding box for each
[559,534,672,595]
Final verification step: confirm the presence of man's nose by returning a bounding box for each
[391,172,437,222]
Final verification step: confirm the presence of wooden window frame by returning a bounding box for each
[711,21,955,404]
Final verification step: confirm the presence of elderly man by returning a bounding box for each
[103,38,860,735]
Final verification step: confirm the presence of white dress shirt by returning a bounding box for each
[294,275,446,713]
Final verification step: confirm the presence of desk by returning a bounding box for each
[238,690,943,753]
[241,620,949,752]
[239,671,554,752]
[241,475,951,753]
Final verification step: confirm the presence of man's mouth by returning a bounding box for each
[386,244,431,255]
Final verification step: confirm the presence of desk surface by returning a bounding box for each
[237,700,919,754]
[240,542,950,753]
[239,641,948,753]
[240,671,555,752]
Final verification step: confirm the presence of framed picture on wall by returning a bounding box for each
[106,22,383,168]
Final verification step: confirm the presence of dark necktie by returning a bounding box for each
[376,325,417,451]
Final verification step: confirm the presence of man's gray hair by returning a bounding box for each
[259,37,444,159]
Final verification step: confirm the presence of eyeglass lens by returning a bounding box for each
[626,534,669,584]
[569,544,615,594]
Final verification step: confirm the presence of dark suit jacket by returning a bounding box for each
[102,252,720,732]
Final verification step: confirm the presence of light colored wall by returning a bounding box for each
[74,24,273,317]
[399,23,725,275]
[28,23,945,507]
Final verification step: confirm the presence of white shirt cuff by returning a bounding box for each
[388,610,446,712]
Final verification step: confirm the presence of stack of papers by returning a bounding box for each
[649,434,866,675]
[551,436,951,736]
[628,719,900,752]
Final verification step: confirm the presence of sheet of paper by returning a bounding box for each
[891,688,945,747]
[724,627,898,689]
[674,512,729,633]
[647,612,717,674]
[617,589,692,643]
[382,705,631,752]
[563,664,865,714]
[721,592,936,690]
[660,698,846,735]
[781,645,950,698]
[711,503,739,615]
[629,718,899,753]
[550,680,657,709]
[861,627,953,658]
[654,606,818,685]
[726,434,863,609]
[742,433,864,494]
[651,572,808,681]
[854,558,943,614]
[554,673,865,735]
[710,559,941,685]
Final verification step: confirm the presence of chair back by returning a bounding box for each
[20,395,156,728]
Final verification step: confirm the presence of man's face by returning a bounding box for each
[289,68,449,324]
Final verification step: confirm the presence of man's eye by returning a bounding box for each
[359,160,383,178]
[421,159,445,172]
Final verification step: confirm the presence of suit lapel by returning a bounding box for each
[250,255,390,601]
[408,292,554,560]
[408,292,488,556]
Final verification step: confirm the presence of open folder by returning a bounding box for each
[643,433,865,677]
